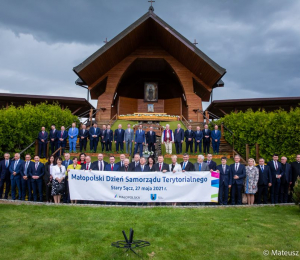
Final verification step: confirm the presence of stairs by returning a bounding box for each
[218,138,234,155]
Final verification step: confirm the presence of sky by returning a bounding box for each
[0,0,299,109]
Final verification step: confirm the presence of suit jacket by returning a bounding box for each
[49,129,58,142]
[104,164,120,171]
[0,159,11,179]
[68,127,79,140]
[116,161,125,168]
[281,163,292,184]
[184,130,194,142]
[119,166,130,172]
[9,159,24,179]
[129,162,140,172]
[21,160,34,177]
[211,130,221,143]
[267,161,284,182]
[169,163,182,172]
[89,127,101,141]
[81,163,92,170]
[78,129,89,140]
[62,160,73,169]
[181,161,195,171]
[194,131,203,142]
[135,164,151,172]
[230,163,246,185]
[135,130,145,143]
[100,129,106,142]
[57,131,68,143]
[256,165,272,186]
[114,129,125,142]
[28,162,45,179]
[124,128,134,142]
[194,162,210,171]
[153,163,170,172]
[91,160,108,171]
[44,162,54,183]
[146,131,156,144]
[291,161,300,184]
[205,160,217,171]
[38,131,48,143]
[174,128,184,142]
[217,164,232,186]
[104,129,114,142]
[202,129,211,143]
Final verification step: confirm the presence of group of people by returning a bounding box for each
[1,152,299,205]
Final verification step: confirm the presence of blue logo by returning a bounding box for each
[150,194,157,201]
[114,194,118,198]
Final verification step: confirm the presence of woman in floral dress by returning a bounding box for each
[245,158,259,205]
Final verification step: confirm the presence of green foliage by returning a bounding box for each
[213,108,300,161]
[293,177,300,209]
[0,103,79,157]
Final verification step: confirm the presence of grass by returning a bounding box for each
[0,204,299,259]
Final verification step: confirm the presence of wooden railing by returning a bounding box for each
[109,114,118,126]
[180,115,190,128]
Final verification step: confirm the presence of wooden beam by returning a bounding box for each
[218,108,227,115]
[71,107,82,115]
[88,73,109,90]
[191,73,212,91]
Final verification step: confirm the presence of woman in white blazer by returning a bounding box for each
[169,155,182,173]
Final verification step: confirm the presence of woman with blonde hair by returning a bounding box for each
[244,158,259,205]
[67,157,81,204]
[169,155,182,173]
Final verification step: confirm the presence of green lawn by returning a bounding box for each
[0,204,299,260]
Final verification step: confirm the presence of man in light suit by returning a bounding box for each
[104,156,120,171]
[280,156,292,203]
[89,123,101,153]
[62,153,73,203]
[57,126,68,156]
[267,154,283,204]
[114,124,125,153]
[38,126,48,158]
[134,124,145,157]
[230,155,246,205]
[135,157,151,172]
[28,155,45,202]
[49,124,58,155]
[104,125,114,152]
[174,124,184,154]
[68,122,78,153]
[202,124,211,154]
[124,124,134,155]
[216,157,232,205]
[21,154,34,201]
[256,158,272,204]
[79,124,89,152]
[0,153,11,199]
[92,153,108,171]
[184,125,194,154]
[194,155,210,172]
[181,153,195,172]
[9,153,24,200]
[194,126,203,153]
[211,125,221,154]
[146,127,156,155]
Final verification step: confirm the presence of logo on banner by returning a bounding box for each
[150,194,157,201]
[114,194,118,198]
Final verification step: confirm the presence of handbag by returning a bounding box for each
[57,181,65,194]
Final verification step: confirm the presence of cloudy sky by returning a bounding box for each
[0,0,299,109]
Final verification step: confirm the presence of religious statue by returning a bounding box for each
[144,82,158,102]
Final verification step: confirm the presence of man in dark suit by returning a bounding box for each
[104,125,114,152]
[205,154,217,171]
[38,126,48,158]
[174,124,184,154]
[216,157,232,205]
[129,154,140,172]
[89,123,101,153]
[100,125,107,152]
[256,158,272,204]
[211,125,221,154]
[0,153,11,199]
[21,154,34,201]
[153,155,169,172]
[230,155,246,205]
[194,126,203,153]
[49,124,58,155]
[134,124,145,157]
[202,124,211,154]
[180,153,195,171]
[184,125,194,153]
[135,157,151,172]
[79,124,89,152]
[104,156,120,171]
[267,154,283,204]
[28,155,45,202]
[280,156,292,203]
[116,154,126,169]
[114,124,125,153]
[291,154,300,199]
[92,153,108,171]
[146,127,156,154]
[81,156,92,170]
[119,158,130,172]
[62,153,73,203]
[57,126,68,156]
[9,153,24,200]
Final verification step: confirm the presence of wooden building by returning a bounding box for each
[73,7,226,123]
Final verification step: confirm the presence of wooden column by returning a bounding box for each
[256,143,259,162]
[89,108,93,126]
[246,144,249,162]
[205,111,209,124]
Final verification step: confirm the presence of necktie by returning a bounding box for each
[275,161,278,170]
[141,166,144,172]
[183,162,186,170]
[66,160,69,168]
[121,162,123,167]
[95,128,96,133]
[223,165,225,173]
[100,161,103,171]
[119,129,121,133]
[159,164,162,171]
[14,161,18,171]
[53,130,55,134]
[199,163,202,171]
[215,130,217,134]
[125,166,128,172]
[261,166,264,172]
[25,162,29,175]
[42,132,44,135]
[135,162,138,167]
[111,164,113,171]
[86,164,89,170]
[150,131,152,135]
[197,131,199,134]
[207,161,210,165]
[206,129,207,133]
[35,163,38,171]
[235,164,238,171]
[5,160,8,167]
[83,129,85,134]
[139,130,141,134]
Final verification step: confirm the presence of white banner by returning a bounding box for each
[69,170,220,203]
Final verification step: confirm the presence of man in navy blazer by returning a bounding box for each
[194,126,203,153]
[135,157,151,172]
[280,156,292,203]
[9,153,24,200]
[230,155,246,205]
[38,126,48,158]
[205,154,217,171]
[216,157,232,205]
[0,153,12,199]
[184,125,194,153]
[256,158,272,204]
[79,124,89,152]
[202,124,211,154]
[146,127,156,154]
[57,126,68,156]
[211,125,221,154]
[28,155,45,202]
[49,124,58,155]
[104,156,120,171]
[100,125,107,152]
[267,154,283,204]
[91,153,108,171]
[21,154,34,201]
[89,123,101,153]
[62,153,73,203]
[114,124,125,153]
[134,124,145,157]
[104,125,114,152]
[174,124,184,154]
